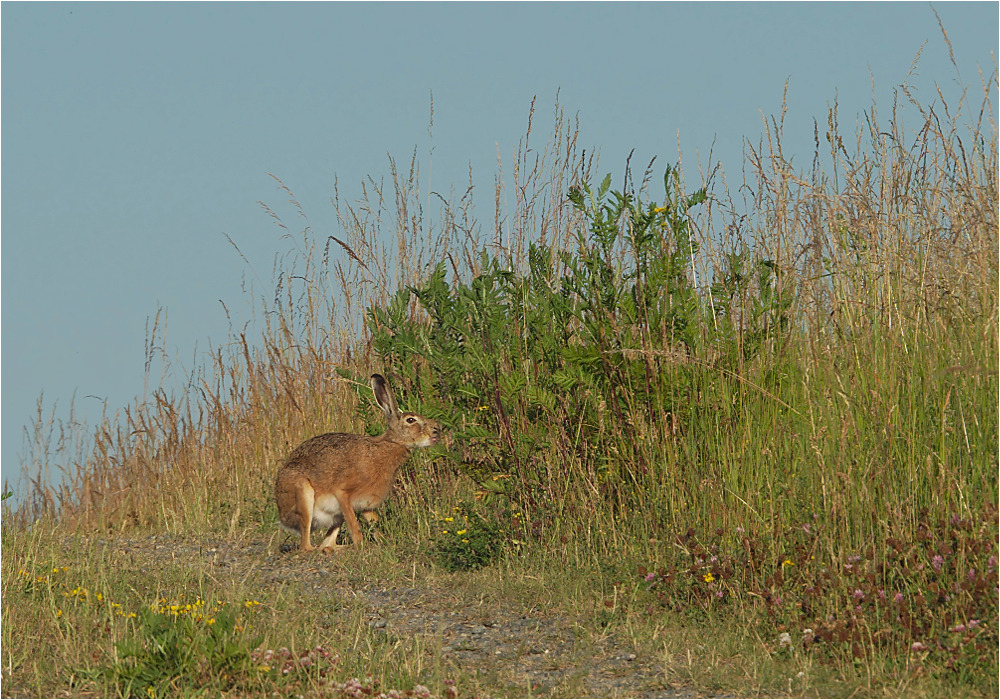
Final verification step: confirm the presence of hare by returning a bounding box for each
[275,374,441,553]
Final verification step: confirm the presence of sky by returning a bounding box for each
[2,2,997,498]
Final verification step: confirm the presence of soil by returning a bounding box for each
[87,533,700,698]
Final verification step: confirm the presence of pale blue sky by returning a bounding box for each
[2,2,997,495]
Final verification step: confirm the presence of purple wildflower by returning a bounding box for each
[931,555,944,573]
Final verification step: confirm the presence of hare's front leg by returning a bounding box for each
[332,491,366,547]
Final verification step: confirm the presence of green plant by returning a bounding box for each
[565,165,705,353]
[367,166,710,507]
[430,503,507,572]
[94,599,261,698]
[710,249,794,363]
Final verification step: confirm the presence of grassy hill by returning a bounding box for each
[2,66,997,698]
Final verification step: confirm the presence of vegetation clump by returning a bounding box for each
[430,502,516,572]
[640,505,998,674]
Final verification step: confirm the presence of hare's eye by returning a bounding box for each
[405,417,417,424]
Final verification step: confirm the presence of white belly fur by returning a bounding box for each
[279,492,345,535]
[280,491,384,535]
[311,493,344,529]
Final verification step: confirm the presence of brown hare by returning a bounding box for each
[275,374,441,553]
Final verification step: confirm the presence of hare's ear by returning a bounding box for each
[371,374,399,418]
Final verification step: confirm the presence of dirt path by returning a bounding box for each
[92,533,697,698]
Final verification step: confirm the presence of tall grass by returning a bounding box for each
[4,50,997,696]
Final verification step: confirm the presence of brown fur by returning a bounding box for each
[274,374,441,553]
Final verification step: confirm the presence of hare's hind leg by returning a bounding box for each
[318,513,346,554]
[292,479,317,552]
[276,471,316,552]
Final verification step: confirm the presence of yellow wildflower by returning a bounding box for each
[703,573,715,583]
